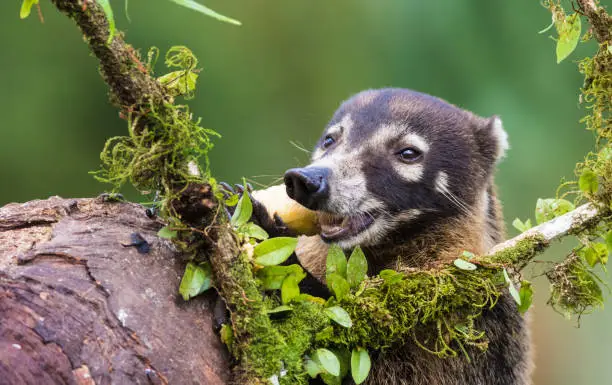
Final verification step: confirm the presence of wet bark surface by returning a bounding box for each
[0,197,230,385]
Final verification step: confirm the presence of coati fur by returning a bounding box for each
[254,88,533,385]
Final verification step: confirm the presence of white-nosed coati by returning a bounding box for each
[247,88,532,385]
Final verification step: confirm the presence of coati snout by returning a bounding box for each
[284,167,330,210]
[283,88,509,253]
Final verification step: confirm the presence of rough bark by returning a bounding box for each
[0,196,230,385]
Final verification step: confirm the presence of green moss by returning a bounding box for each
[323,266,502,358]
[547,254,605,318]
[487,235,548,267]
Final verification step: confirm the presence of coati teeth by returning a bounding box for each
[319,212,376,242]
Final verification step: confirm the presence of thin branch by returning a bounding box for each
[50,0,165,108]
[488,203,602,256]
[577,0,611,43]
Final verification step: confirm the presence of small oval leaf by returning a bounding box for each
[257,264,303,290]
[304,358,322,378]
[281,274,301,304]
[240,222,269,240]
[517,281,533,314]
[453,258,477,271]
[324,306,352,328]
[327,273,350,301]
[351,348,371,384]
[347,246,368,288]
[230,191,253,228]
[579,169,599,195]
[503,269,521,306]
[254,237,298,266]
[326,244,347,280]
[179,262,213,301]
[556,13,581,64]
[316,348,340,377]
[158,226,178,239]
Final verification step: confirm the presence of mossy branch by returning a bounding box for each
[577,0,611,43]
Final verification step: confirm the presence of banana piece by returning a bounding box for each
[251,184,319,235]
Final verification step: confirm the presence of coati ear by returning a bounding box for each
[474,115,509,164]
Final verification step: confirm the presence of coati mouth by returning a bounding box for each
[318,212,376,242]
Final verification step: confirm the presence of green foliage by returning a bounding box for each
[323,306,353,328]
[19,0,38,19]
[178,261,213,300]
[555,12,581,63]
[535,198,574,224]
[230,185,253,227]
[167,0,242,26]
[98,0,116,44]
[157,225,178,239]
[517,281,533,314]
[512,218,533,233]
[453,258,477,271]
[350,348,371,384]
[579,169,599,195]
[346,246,368,288]
[547,255,605,318]
[326,244,347,279]
[315,348,340,377]
[158,46,201,100]
[503,269,521,306]
[253,237,298,266]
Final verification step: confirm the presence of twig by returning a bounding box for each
[488,203,602,256]
[577,0,611,43]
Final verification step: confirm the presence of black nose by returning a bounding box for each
[284,167,329,210]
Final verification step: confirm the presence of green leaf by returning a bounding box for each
[326,244,347,279]
[179,262,213,301]
[304,358,322,378]
[316,348,340,377]
[579,243,608,267]
[535,198,575,224]
[512,218,533,233]
[462,250,476,260]
[97,0,116,44]
[253,237,298,266]
[266,305,293,315]
[224,194,239,206]
[503,269,521,306]
[517,281,533,314]
[453,258,477,271]
[239,222,269,240]
[346,246,368,288]
[257,264,303,290]
[281,274,302,304]
[219,324,233,348]
[158,226,178,239]
[20,0,39,19]
[579,169,599,195]
[605,231,612,259]
[294,293,326,305]
[324,306,352,328]
[351,348,371,384]
[327,273,350,301]
[158,70,199,97]
[556,13,581,63]
[315,326,334,341]
[230,190,253,227]
[379,269,403,285]
[167,0,242,25]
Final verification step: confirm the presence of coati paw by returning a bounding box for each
[219,182,293,238]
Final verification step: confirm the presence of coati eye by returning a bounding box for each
[322,135,336,149]
[398,147,422,162]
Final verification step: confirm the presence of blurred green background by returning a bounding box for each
[2,1,610,384]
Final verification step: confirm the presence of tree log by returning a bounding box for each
[0,197,230,385]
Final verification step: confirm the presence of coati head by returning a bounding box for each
[284,88,508,266]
